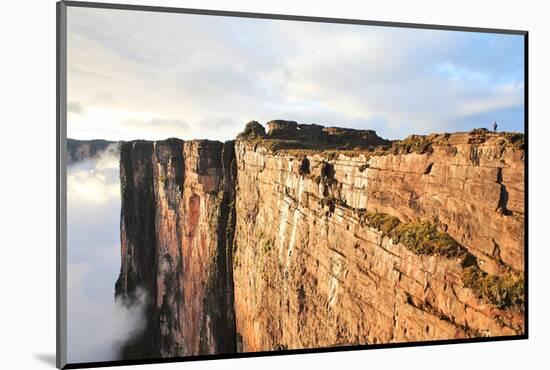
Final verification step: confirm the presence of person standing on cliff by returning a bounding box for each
[492,121,498,132]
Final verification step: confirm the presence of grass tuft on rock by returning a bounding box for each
[505,133,525,150]
[358,211,465,258]
[357,210,524,310]
[393,222,466,258]
[361,212,401,236]
[462,266,524,308]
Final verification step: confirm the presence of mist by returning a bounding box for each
[66,145,146,363]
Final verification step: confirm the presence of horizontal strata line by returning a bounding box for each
[267,183,519,221]
[448,284,522,332]
[404,297,483,337]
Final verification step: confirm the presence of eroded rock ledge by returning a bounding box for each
[116,121,525,358]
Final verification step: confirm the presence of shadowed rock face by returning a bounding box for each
[115,123,524,358]
[115,139,237,359]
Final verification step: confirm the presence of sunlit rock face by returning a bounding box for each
[116,123,524,357]
[115,139,237,359]
[232,130,524,352]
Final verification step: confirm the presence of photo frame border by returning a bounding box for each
[56,1,529,368]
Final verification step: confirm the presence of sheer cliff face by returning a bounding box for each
[115,139,236,359]
[116,125,524,358]
[232,131,524,352]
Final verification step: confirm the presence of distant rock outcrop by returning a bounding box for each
[263,120,391,148]
[66,138,117,164]
[237,121,266,139]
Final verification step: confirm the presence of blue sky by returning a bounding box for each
[67,7,525,141]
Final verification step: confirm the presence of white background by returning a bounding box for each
[1,0,547,369]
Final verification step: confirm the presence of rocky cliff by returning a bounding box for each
[116,121,525,357]
[115,139,237,359]
[233,125,524,351]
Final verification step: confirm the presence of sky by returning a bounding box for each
[67,7,525,141]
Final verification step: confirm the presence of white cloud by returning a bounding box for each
[66,7,524,141]
[67,101,84,114]
[67,263,147,363]
[67,147,146,364]
[67,145,119,206]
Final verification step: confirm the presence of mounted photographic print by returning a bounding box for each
[56,1,528,368]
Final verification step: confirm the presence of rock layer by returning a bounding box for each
[232,130,524,352]
[115,139,237,359]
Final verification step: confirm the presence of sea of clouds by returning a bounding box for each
[66,145,146,363]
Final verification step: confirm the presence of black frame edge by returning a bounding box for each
[57,1,68,369]
[63,335,528,369]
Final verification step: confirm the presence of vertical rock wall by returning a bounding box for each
[232,131,524,352]
[115,139,237,359]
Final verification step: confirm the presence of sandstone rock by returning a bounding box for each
[232,129,524,352]
[115,139,237,359]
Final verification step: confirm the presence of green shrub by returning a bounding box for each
[462,266,524,308]
[506,133,525,150]
[358,210,524,309]
[358,212,464,258]
[363,212,401,236]
[393,222,466,258]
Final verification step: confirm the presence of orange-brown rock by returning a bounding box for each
[232,129,524,352]
[115,139,237,359]
[115,123,524,358]
[365,132,524,273]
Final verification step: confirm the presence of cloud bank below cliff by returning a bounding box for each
[67,7,524,141]
[67,147,146,363]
